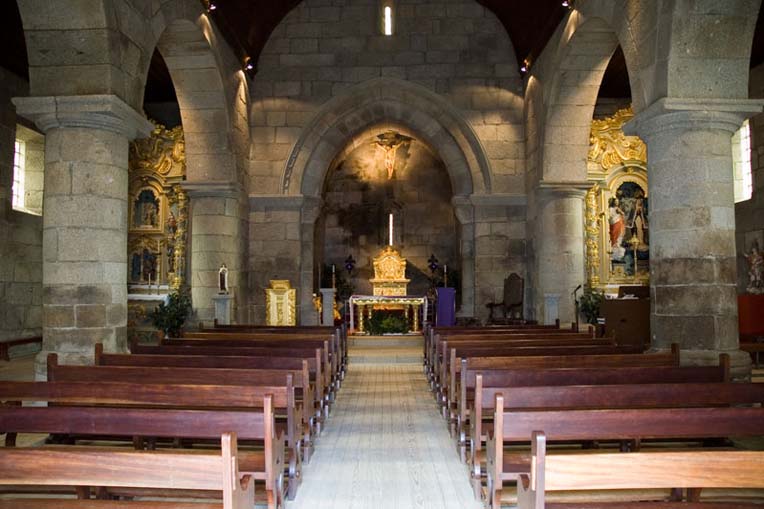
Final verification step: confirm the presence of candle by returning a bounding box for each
[389,213,393,246]
[332,264,336,289]
[147,273,151,287]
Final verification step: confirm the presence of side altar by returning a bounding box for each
[348,245,427,333]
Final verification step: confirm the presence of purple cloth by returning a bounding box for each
[436,287,456,326]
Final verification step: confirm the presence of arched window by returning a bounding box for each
[733,119,753,203]
[11,125,44,215]
[382,4,393,36]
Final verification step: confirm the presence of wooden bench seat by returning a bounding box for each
[487,404,764,508]
[97,344,326,437]
[161,336,342,400]
[0,432,253,509]
[440,346,675,422]
[471,377,760,499]
[128,341,332,416]
[517,431,764,509]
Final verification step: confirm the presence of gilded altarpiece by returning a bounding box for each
[586,108,649,290]
[127,123,189,341]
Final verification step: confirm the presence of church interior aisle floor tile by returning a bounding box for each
[289,363,482,509]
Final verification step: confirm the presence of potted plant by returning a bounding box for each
[578,287,604,325]
[149,289,192,338]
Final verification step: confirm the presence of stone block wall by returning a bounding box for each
[735,63,764,291]
[250,0,524,195]
[248,197,304,322]
[0,67,43,343]
[320,139,457,298]
[248,0,527,322]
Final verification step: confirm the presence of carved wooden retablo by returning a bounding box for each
[369,246,410,296]
[265,280,296,326]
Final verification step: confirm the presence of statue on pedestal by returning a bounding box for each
[218,264,229,294]
[745,242,763,294]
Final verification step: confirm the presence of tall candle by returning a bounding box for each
[332,264,336,289]
[389,213,393,246]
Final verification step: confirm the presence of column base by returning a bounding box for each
[648,346,752,381]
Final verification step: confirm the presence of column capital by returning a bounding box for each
[624,97,764,139]
[183,181,240,199]
[536,181,590,201]
[12,94,153,140]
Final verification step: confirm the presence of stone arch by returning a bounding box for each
[283,78,487,322]
[541,15,622,182]
[666,0,761,100]
[281,77,491,198]
[142,1,245,184]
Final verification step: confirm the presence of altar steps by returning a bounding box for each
[348,334,423,364]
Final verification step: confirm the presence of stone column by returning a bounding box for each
[535,184,588,326]
[452,196,475,318]
[299,197,321,326]
[625,98,764,376]
[183,182,242,325]
[12,95,152,378]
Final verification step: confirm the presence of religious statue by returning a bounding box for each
[608,197,626,261]
[745,241,763,294]
[141,248,157,282]
[218,264,229,294]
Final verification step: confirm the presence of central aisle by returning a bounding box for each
[290,363,482,509]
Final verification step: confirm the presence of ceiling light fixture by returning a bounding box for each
[561,0,569,6]
[520,59,529,74]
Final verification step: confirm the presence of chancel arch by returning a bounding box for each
[278,79,488,323]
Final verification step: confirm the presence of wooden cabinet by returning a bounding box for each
[600,298,650,349]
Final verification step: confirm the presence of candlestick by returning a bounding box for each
[389,213,393,246]
[444,264,447,287]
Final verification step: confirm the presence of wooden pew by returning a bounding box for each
[457,356,731,463]
[440,344,651,418]
[486,403,764,508]
[130,340,333,414]
[0,379,305,500]
[427,331,596,383]
[163,335,342,400]
[101,344,325,438]
[0,396,283,508]
[0,432,253,509]
[430,336,618,395]
[471,375,761,499]
[518,431,764,509]
[181,330,345,384]
[199,323,348,377]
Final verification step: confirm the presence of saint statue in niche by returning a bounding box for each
[218,264,229,294]
[608,197,626,261]
[134,189,160,228]
[610,182,649,276]
[141,248,157,282]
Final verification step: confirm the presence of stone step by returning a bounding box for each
[349,336,423,348]
[348,346,423,365]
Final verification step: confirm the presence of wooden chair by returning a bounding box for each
[486,273,524,324]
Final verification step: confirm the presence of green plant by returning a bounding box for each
[578,287,604,325]
[366,310,409,335]
[150,289,192,338]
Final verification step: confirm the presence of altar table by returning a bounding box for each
[348,295,428,334]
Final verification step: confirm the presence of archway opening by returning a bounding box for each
[315,125,460,305]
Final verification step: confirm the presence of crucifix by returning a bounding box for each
[374,131,411,180]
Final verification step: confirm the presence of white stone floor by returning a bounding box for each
[289,362,482,509]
